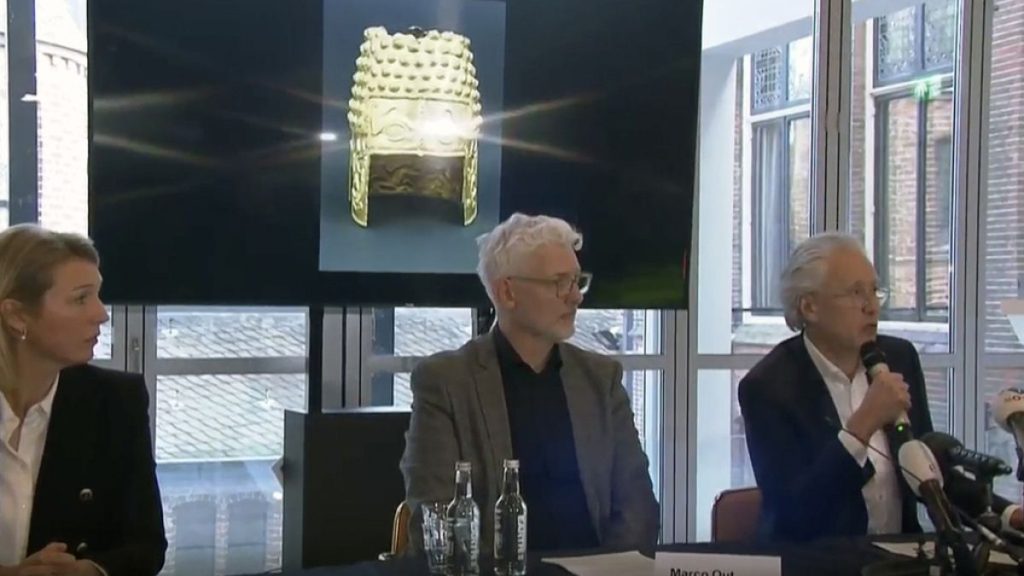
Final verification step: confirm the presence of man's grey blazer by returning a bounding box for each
[400,331,659,556]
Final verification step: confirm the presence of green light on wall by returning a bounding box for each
[914,75,944,101]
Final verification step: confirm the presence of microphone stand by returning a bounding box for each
[932,529,955,575]
[954,471,1024,575]
[957,510,1024,575]
[975,473,1004,537]
[944,525,978,576]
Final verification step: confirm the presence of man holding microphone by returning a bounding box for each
[739,232,1021,541]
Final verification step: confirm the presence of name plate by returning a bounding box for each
[655,552,781,576]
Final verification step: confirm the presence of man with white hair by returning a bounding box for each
[739,232,1021,541]
[401,213,659,556]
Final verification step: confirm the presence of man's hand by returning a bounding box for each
[847,371,911,444]
[1011,507,1023,530]
[0,542,76,575]
[64,561,103,576]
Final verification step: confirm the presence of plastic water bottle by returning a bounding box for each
[446,461,479,575]
[494,459,527,576]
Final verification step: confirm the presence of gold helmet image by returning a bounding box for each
[347,26,483,227]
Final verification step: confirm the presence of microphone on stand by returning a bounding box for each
[860,342,914,448]
[919,431,1011,480]
[992,388,1024,482]
[918,433,1024,571]
[920,432,1010,520]
[898,439,977,576]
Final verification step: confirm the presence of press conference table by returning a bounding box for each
[261,535,981,576]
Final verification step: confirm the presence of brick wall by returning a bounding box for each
[0,39,87,233]
[789,117,811,247]
[923,96,953,311]
[981,5,1024,494]
[37,42,88,234]
[882,96,921,310]
[160,491,282,576]
[850,25,867,245]
[881,94,953,313]
[0,40,7,211]
[732,9,984,326]
[984,0,1024,351]
[733,59,744,322]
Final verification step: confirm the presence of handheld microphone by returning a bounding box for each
[992,388,1024,481]
[860,341,912,444]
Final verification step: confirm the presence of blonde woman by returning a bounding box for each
[0,224,165,576]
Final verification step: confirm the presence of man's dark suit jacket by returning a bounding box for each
[25,364,167,576]
[738,334,934,541]
[401,332,659,557]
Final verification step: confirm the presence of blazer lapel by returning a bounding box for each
[790,336,842,435]
[29,369,95,552]
[559,345,603,536]
[471,334,513,496]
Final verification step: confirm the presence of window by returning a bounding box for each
[623,370,663,500]
[374,307,474,358]
[751,37,813,114]
[93,306,112,360]
[875,90,954,323]
[366,307,475,407]
[693,369,751,542]
[36,0,88,233]
[876,1,956,87]
[751,116,811,311]
[697,34,815,355]
[982,1,1024,354]
[367,308,663,407]
[848,0,957,352]
[153,307,307,576]
[570,309,662,355]
[701,0,1018,544]
[697,0,818,538]
[979,0,1024,509]
[0,0,8,230]
[747,38,813,324]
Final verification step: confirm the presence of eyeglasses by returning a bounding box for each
[509,272,592,297]
[825,286,890,308]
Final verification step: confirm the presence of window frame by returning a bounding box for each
[750,113,811,314]
[750,42,813,115]
[874,1,957,88]
[872,76,955,324]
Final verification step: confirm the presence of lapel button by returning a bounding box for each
[79,488,93,502]
[76,542,88,554]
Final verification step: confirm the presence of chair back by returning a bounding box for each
[711,487,762,542]
[390,501,412,556]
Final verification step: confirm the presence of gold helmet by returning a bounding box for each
[347,26,483,227]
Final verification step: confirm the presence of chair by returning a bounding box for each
[711,487,762,542]
[379,501,412,560]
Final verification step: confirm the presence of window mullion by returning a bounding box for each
[8,0,39,223]
[917,97,929,322]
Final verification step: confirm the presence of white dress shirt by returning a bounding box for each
[804,336,1021,532]
[804,335,903,534]
[0,378,59,566]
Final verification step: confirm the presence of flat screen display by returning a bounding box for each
[90,0,702,308]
